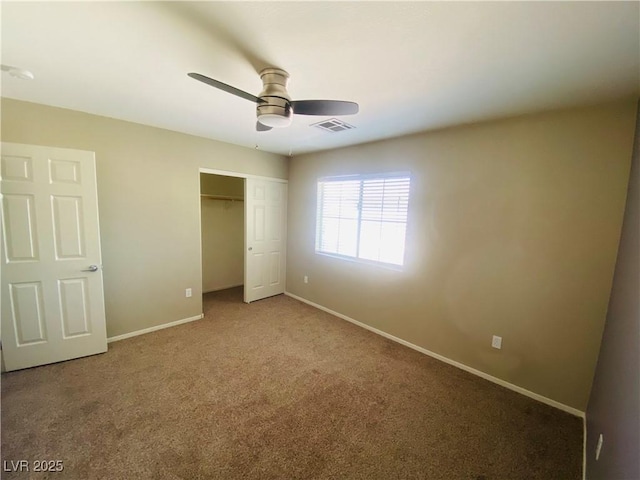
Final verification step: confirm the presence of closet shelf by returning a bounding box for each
[201,194,244,202]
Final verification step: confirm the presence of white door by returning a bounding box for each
[1,142,107,371]
[244,178,287,303]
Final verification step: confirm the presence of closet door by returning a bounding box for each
[244,178,287,303]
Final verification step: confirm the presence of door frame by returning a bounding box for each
[198,168,287,303]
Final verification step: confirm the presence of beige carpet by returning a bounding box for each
[1,287,582,479]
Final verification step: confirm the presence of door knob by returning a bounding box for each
[82,265,99,272]
[248,247,253,251]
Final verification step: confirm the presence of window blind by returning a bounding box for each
[316,173,411,266]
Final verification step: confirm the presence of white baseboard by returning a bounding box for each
[285,291,585,419]
[107,314,204,343]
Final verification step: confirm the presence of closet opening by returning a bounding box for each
[200,172,245,305]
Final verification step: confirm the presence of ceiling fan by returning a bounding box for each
[188,68,358,131]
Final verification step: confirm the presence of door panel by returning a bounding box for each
[269,252,280,285]
[51,195,85,259]
[49,158,81,184]
[244,178,287,303]
[1,155,33,181]
[1,142,107,371]
[268,205,280,240]
[58,278,91,337]
[3,194,39,261]
[9,282,47,344]
[255,206,265,241]
[252,253,264,289]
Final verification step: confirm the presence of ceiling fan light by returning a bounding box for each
[257,113,292,128]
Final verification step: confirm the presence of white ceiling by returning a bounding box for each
[2,1,639,156]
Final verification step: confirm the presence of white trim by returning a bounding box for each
[199,167,288,183]
[285,291,586,418]
[107,314,204,343]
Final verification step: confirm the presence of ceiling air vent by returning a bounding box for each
[312,118,355,133]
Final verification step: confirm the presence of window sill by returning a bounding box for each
[314,251,405,272]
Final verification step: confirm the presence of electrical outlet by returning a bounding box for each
[185,288,192,298]
[304,275,309,284]
[492,335,502,349]
[596,434,603,461]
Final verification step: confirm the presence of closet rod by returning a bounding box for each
[200,194,244,202]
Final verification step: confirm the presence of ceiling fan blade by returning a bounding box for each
[290,100,358,116]
[256,121,272,132]
[188,72,265,104]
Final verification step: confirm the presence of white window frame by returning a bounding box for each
[315,171,411,269]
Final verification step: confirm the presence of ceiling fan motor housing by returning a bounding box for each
[257,68,292,127]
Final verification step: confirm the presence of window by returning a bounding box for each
[315,172,411,267]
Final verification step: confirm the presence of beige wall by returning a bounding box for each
[200,173,244,198]
[200,174,244,292]
[286,100,637,411]
[586,102,639,479]
[1,98,287,338]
